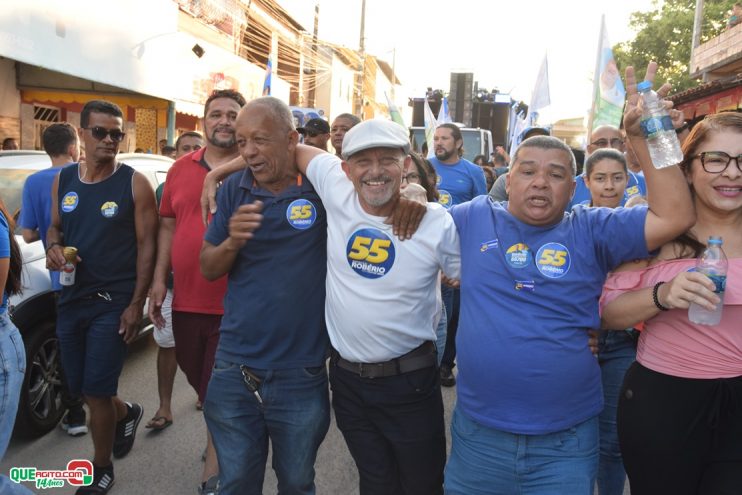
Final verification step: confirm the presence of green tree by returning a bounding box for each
[614,0,736,94]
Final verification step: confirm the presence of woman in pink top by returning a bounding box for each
[600,112,742,495]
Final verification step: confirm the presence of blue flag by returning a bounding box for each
[263,57,272,96]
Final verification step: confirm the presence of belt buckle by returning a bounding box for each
[358,362,380,379]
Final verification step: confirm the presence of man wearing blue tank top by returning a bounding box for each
[46,100,158,495]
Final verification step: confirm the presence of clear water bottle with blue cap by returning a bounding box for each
[637,80,684,169]
[688,236,728,325]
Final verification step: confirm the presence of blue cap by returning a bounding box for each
[637,81,653,92]
[708,236,723,245]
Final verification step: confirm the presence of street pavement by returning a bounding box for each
[1,336,630,494]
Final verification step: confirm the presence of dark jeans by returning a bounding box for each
[330,361,445,495]
[618,362,742,495]
[596,329,636,495]
[440,285,460,370]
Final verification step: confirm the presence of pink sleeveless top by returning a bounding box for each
[600,258,742,379]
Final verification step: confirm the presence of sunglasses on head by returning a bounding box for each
[84,126,126,142]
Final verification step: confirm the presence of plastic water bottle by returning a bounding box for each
[637,81,683,169]
[688,236,728,325]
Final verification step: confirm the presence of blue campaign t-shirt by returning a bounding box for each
[568,171,646,210]
[19,166,70,290]
[204,168,329,369]
[0,213,10,313]
[429,157,487,209]
[450,197,649,434]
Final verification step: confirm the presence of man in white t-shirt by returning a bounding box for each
[295,119,460,495]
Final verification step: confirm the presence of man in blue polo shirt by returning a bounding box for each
[443,64,695,494]
[200,97,330,495]
[19,122,88,437]
[428,123,486,387]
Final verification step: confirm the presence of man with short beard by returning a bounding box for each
[428,123,487,388]
[149,89,246,495]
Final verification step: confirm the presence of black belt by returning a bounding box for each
[331,341,437,379]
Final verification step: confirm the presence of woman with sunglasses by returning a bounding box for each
[600,112,742,494]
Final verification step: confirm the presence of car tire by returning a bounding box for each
[14,321,65,438]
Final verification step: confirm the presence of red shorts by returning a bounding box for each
[171,311,221,403]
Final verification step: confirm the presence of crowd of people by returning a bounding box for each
[0,59,740,495]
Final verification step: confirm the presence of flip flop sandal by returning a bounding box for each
[145,416,173,431]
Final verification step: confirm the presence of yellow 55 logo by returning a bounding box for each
[289,205,312,220]
[538,249,567,267]
[346,229,396,278]
[349,236,391,263]
[535,242,571,279]
[286,199,316,230]
[61,192,79,212]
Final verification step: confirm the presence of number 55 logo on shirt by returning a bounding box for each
[346,228,396,279]
[536,242,571,279]
[286,199,317,230]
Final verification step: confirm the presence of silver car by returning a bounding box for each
[0,150,171,437]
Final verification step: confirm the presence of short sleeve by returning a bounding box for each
[159,168,176,217]
[586,206,650,271]
[0,213,10,259]
[305,153,344,201]
[203,173,238,247]
[18,176,38,230]
[434,207,461,279]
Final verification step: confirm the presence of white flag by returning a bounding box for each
[437,97,453,124]
[527,54,551,123]
[424,98,438,159]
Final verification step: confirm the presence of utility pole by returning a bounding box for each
[692,0,704,50]
[355,0,366,117]
[308,1,319,108]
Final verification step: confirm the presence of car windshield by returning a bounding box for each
[0,169,36,232]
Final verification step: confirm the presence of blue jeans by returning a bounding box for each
[435,304,447,367]
[597,329,636,495]
[445,407,598,495]
[440,285,460,370]
[0,313,34,494]
[204,360,330,495]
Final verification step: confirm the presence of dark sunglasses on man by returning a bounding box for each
[84,126,126,142]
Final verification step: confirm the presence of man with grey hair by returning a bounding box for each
[443,90,695,494]
[200,96,330,495]
[294,119,460,494]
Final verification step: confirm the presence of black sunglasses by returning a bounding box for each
[84,126,126,142]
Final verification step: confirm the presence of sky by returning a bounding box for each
[276,0,656,124]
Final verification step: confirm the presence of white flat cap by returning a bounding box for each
[341,119,410,160]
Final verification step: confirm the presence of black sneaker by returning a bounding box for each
[61,406,88,437]
[75,464,114,494]
[440,366,456,387]
[113,402,143,459]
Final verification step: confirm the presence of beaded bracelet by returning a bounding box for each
[652,281,670,311]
